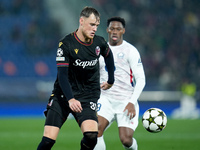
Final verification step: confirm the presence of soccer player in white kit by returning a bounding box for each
[94,17,146,150]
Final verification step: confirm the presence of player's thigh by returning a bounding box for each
[116,102,139,131]
[81,120,98,133]
[43,125,60,140]
[44,97,70,139]
[44,109,64,140]
[74,101,98,132]
[97,95,114,122]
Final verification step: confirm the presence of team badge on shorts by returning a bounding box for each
[95,46,100,56]
[48,99,53,106]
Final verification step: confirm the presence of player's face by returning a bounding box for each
[80,13,100,41]
[107,21,125,46]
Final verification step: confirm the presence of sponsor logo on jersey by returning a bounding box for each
[56,57,65,61]
[73,59,98,68]
[59,42,63,47]
[95,46,100,56]
[74,49,79,54]
[57,48,63,57]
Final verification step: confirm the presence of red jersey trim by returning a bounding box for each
[130,69,133,84]
[57,63,69,67]
[74,31,93,46]
[105,47,110,57]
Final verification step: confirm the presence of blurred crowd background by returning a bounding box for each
[0,0,199,102]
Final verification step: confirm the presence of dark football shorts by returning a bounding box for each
[44,95,98,128]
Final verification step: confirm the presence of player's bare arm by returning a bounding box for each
[123,102,136,120]
[68,98,83,113]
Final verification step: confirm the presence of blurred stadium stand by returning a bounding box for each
[0,0,199,117]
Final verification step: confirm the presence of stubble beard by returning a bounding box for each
[82,30,92,43]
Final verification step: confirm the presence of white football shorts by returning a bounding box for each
[97,95,139,131]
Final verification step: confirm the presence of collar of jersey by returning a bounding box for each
[74,31,93,46]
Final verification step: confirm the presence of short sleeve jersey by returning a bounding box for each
[53,31,110,101]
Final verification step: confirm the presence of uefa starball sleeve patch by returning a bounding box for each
[56,47,69,67]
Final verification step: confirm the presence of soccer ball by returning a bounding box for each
[142,108,167,133]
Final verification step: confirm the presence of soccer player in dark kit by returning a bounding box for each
[37,6,115,150]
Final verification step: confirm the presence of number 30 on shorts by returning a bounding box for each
[90,102,98,110]
[97,103,101,111]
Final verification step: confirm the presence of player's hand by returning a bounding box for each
[68,98,83,113]
[100,82,113,90]
[123,102,136,120]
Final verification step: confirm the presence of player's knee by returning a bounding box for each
[97,127,104,137]
[37,136,55,150]
[81,131,98,150]
[97,122,107,137]
[120,136,133,148]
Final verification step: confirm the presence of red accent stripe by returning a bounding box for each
[105,47,110,57]
[57,63,69,66]
[74,31,93,46]
[130,69,133,83]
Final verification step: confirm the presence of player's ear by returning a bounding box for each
[123,28,125,34]
[79,17,84,26]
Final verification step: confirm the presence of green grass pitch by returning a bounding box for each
[0,118,200,150]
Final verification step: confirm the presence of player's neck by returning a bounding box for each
[76,30,91,43]
[109,40,123,46]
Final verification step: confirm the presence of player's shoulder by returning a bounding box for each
[123,40,137,50]
[123,40,139,54]
[94,34,105,40]
[60,32,74,43]
[57,32,76,50]
[94,35,107,43]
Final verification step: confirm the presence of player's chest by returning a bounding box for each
[68,44,101,69]
[69,44,101,60]
[113,49,129,65]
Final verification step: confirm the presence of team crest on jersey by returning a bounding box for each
[138,58,142,63]
[48,99,53,106]
[95,46,100,56]
[117,52,124,58]
[57,48,63,57]
[74,49,79,54]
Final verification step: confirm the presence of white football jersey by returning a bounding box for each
[99,40,145,104]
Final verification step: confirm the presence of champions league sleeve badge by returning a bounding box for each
[57,48,63,57]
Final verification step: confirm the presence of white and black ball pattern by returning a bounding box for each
[142,108,167,133]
